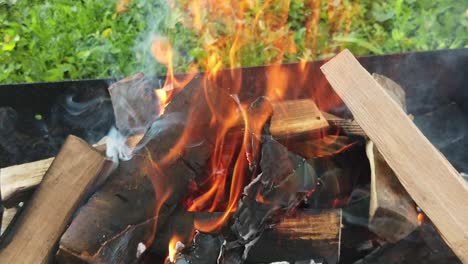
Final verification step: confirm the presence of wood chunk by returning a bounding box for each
[367,141,418,242]
[0,157,54,208]
[321,49,468,262]
[270,99,329,138]
[0,136,134,208]
[246,209,342,264]
[0,135,106,264]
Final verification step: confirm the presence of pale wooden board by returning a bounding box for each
[270,99,329,137]
[0,135,106,264]
[321,49,468,262]
[0,157,54,207]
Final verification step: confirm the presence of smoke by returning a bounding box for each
[56,92,114,144]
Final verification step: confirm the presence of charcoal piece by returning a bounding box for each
[414,102,467,150]
[184,232,223,264]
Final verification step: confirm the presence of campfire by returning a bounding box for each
[0,1,467,261]
[0,48,467,263]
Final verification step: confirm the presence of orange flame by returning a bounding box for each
[168,235,182,262]
[143,0,359,240]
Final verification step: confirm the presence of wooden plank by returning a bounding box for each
[0,136,138,208]
[0,135,106,264]
[270,99,329,138]
[0,158,53,208]
[320,49,468,262]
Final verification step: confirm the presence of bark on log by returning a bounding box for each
[246,209,342,264]
[321,49,468,262]
[0,135,107,264]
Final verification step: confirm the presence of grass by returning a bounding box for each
[0,0,466,83]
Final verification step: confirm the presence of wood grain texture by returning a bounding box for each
[0,135,106,264]
[321,49,468,262]
[270,99,329,137]
[246,209,342,264]
[0,158,54,207]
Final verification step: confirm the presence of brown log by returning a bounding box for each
[56,78,222,263]
[0,136,136,208]
[367,74,418,242]
[246,209,342,264]
[0,135,107,264]
[321,49,468,262]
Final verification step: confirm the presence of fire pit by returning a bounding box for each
[0,48,467,264]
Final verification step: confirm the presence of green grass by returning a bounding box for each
[0,0,466,83]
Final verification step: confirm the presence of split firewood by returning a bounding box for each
[0,135,139,208]
[0,157,54,208]
[56,78,227,263]
[246,209,342,264]
[366,74,418,243]
[269,99,329,138]
[321,49,468,262]
[0,135,107,264]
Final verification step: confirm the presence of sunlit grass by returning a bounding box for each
[0,0,466,83]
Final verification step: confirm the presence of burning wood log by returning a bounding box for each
[0,98,328,211]
[56,78,219,263]
[246,209,342,264]
[321,49,468,262]
[0,135,107,264]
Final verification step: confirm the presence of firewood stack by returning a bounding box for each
[0,50,467,264]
